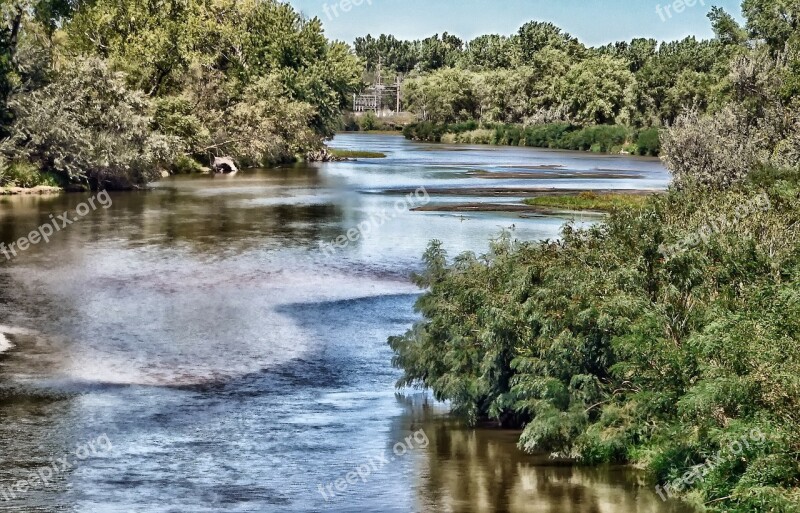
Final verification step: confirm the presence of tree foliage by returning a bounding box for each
[391,178,800,511]
[0,0,362,189]
[391,3,800,512]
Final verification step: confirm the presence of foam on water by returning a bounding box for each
[0,333,11,353]
[3,246,420,387]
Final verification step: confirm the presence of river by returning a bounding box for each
[0,134,692,512]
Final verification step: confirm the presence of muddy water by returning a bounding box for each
[0,134,692,512]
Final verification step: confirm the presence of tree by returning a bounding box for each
[517,21,584,62]
[418,33,463,72]
[402,68,477,123]
[0,0,73,135]
[558,55,634,125]
[708,6,748,46]
[742,0,800,53]
[460,34,518,70]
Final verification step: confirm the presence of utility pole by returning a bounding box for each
[396,75,401,113]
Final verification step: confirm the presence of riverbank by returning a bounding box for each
[403,122,662,156]
[0,186,62,195]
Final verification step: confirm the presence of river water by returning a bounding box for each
[0,134,692,512]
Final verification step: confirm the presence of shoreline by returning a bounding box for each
[386,186,663,197]
[0,186,63,196]
[413,203,607,214]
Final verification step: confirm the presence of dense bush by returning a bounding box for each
[0,157,59,188]
[5,58,181,189]
[390,176,800,511]
[661,108,757,190]
[0,0,362,189]
[523,123,574,148]
[558,125,630,152]
[636,128,662,156]
[403,121,447,142]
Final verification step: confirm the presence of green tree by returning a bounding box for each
[558,55,634,124]
[708,6,748,46]
[460,34,518,70]
[516,21,584,62]
[402,68,477,123]
[742,0,800,52]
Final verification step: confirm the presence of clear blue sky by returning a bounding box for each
[287,0,744,46]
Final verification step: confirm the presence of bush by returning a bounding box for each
[559,125,630,152]
[170,155,206,175]
[661,108,759,190]
[340,112,360,131]
[403,122,447,142]
[636,128,662,156]
[359,111,378,131]
[390,178,800,511]
[449,120,479,133]
[5,57,181,189]
[458,129,494,144]
[0,158,59,188]
[523,123,574,148]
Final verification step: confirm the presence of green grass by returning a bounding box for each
[329,148,387,159]
[524,192,652,212]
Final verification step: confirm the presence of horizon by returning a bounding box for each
[287,0,745,46]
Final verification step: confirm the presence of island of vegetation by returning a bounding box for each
[328,149,387,159]
[523,192,651,213]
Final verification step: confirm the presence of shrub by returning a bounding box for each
[170,155,206,175]
[5,57,181,189]
[449,120,479,133]
[390,177,800,511]
[459,129,493,144]
[661,108,759,191]
[359,111,378,131]
[636,128,662,156]
[560,125,630,152]
[523,123,574,148]
[403,122,446,142]
[0,158,59,188]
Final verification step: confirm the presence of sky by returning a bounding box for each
[287,0,745,46]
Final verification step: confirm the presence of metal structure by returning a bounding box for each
[353,61,402,116]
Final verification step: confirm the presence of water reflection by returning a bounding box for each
[395,397,693,513]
